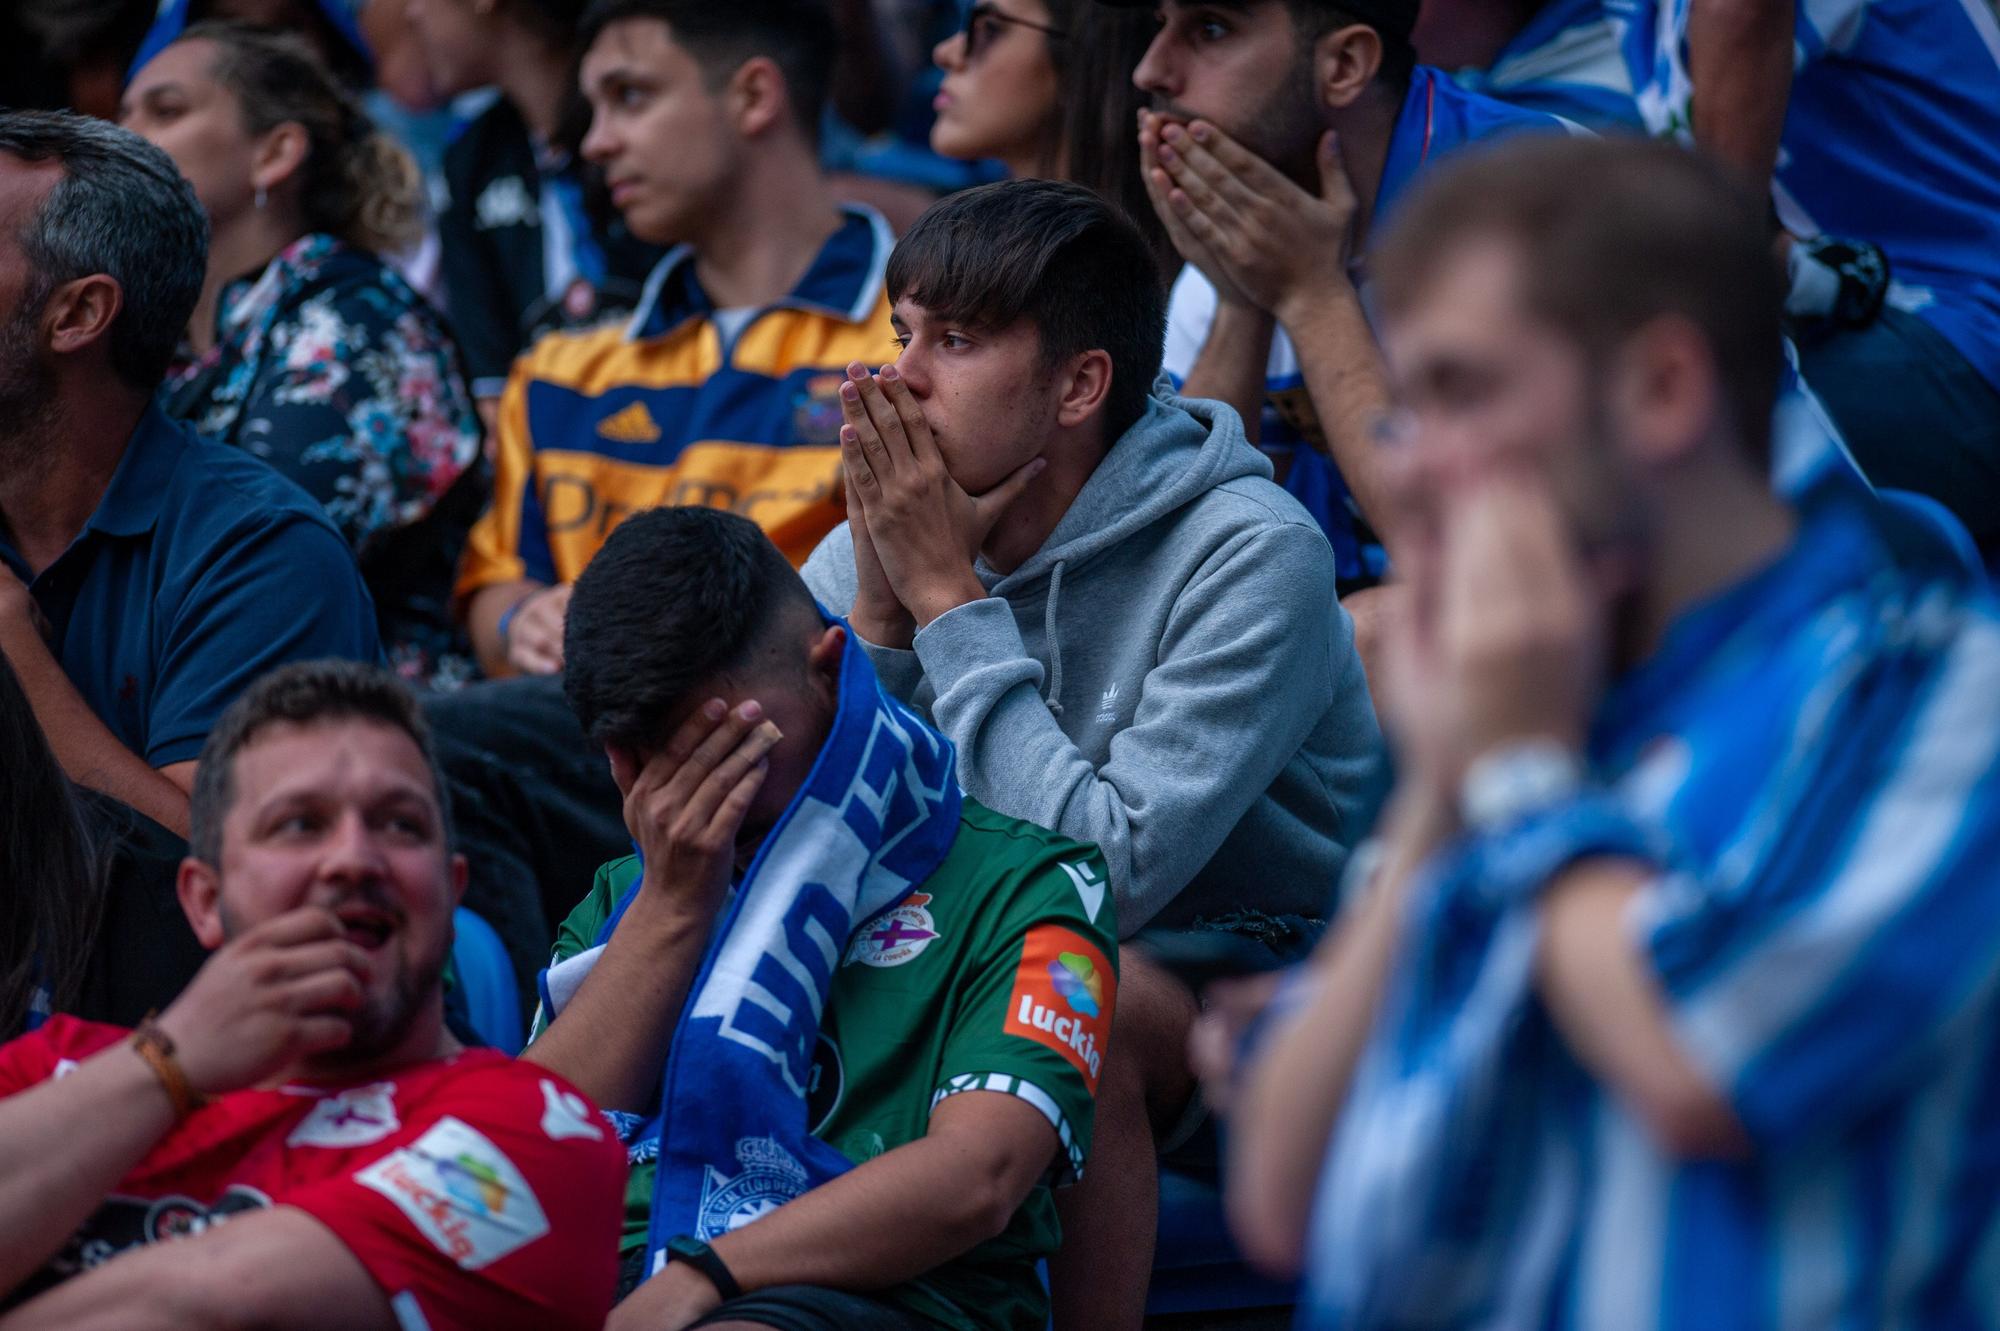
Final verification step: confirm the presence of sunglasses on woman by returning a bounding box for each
[961,2,1069,60]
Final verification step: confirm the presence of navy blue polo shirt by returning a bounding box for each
[0,403,381,767]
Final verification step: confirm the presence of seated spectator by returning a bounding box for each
[455,0,898,681]
[526,507,1117,1330]
[1619,0,2000,551]
[0,652,207,1045]
[0,111,378,838]
[122,23,486,688]
[0,660,625,1328]
[402,0,666,415]
[927,0,1172,274]
[801,177,1384,1325]
[1123,0,1575,592]
[1222,135,2000,1327]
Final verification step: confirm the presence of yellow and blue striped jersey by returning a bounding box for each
[458,206,895,596]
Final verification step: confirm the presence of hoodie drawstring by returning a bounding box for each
[1043,560,1067,717]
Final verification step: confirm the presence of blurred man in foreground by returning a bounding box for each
[1217,135,2000,1328]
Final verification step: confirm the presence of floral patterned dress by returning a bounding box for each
[164,233,486,688]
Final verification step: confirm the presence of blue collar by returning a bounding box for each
[86,403,191,540]
[1596,499,1884,746]
[625,205,892,342]
[1376,67,1447,229]
[1376,65,1575,228]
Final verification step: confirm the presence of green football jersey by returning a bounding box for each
[532,799,1119,1331]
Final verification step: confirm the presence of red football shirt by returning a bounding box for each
[0,1016,626,1330]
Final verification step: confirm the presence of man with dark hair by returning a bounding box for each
[455,0,895,680]
[801,176,1384,1324]
[0,660,626,1329]
[0,110,378,839]
[407,0,666,413]
[1118,0,1575,590]
[1217,134,2000,1327]
[524,505,1119,1331]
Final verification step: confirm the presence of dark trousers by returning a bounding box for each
[1798,307,2000,553]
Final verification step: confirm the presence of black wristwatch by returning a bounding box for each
[665,1235,743,1301]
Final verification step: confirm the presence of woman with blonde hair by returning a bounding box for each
[121,21,484,687]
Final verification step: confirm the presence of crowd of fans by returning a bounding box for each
[0,1,1995,1329]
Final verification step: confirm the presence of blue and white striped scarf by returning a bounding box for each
[541,615,960,1279]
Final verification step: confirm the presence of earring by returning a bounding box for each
[254,186,268,211]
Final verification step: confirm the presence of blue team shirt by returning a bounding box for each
[1626,0,2000,394]
[0,404,381,766]
[1162,66,1576,586]
[1304,496,2000,1328]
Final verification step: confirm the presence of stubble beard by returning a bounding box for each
[0,293,61,480]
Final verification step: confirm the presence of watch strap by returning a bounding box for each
[665,1234,743,1302]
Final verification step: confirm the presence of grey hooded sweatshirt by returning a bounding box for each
[802,389,1386,935]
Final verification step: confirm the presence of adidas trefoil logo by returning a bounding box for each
[1095,681,1122,724]
[597,401,663,444]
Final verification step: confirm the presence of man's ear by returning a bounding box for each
[448,853,470,910]
[727,56,791,140]
[248,120,310,196]
[177,856,227,951]
[42,274,123,360]
[1054,349,1115,430]
[808,623,846,689]
[605,742,640,798]
[1607,315,1721,471]
[1313,23,1385,113]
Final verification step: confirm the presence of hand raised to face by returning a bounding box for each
[611,699,784,926]
[1140,109,1361,326]
[837,360,1043,628]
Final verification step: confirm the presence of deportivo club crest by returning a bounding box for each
[697,1137,811,1240]
[844,892,939,968]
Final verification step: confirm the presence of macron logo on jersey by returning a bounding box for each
[1057,860,1106,924]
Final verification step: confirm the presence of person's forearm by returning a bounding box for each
[1537,861,1749,1158]
[465,578,540,678]
[522,888,711,1114]
[1687,0,1794,187]
[0,1044,177,1296]
[0,618,191,837]
[712,1129,1024,1292]
[1227,789,1453,1276]
[1180,301,1277,443]
[1276,285,1396,544]
[1,1206,393,1331]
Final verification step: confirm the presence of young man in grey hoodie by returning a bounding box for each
[801,177,1385,1325]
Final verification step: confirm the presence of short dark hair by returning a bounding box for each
[577,0,836,143]
[1374,136,1784,472]
[1287,1,1416,92]
[564,506,815,751]
[189,661,453,864]
[888,178,1167,443]
[0,111,207,393]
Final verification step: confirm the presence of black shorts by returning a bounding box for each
[684,1284,940,1331]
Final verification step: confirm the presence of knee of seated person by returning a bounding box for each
[1340,585,1398,723]
[1106,949,1200,1096]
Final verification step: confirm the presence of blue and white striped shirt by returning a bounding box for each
[1305,498,2000,1329]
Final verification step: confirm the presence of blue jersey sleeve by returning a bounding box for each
[147,518,382,766]
[1636,628,2000,1148]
